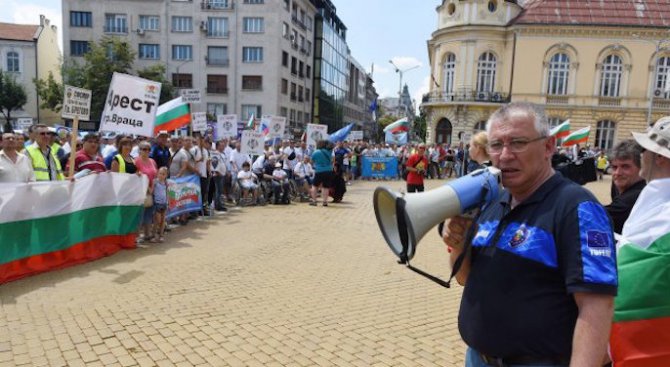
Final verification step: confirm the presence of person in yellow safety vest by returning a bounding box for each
[110,137,138,174]
[596,151,609,180]
[25,124,64,181]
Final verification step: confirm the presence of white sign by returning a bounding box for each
[461,132,472,143]
[16,118,33,130]
[306,123,328,149]
[180,89,201,103]
[241,130,264,155]
[62,85,92,120]
[99,73,161,137]
[216,114,238,140]
[265,115,287,139]
[347,131,364,142]
[191,112,207,132]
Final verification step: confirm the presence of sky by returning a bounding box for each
[0,0,438,112]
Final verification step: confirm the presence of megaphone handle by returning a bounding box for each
[446,208,483,288]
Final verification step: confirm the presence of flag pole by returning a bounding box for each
[67,117,79,179]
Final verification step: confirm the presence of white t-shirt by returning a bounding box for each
[190,146,209,178]
[252,155,266,174]
[272,168,288,183]
[237,170,256,185]
[210,150,227,175]
[0,151,35,182]
[130,145,140,159]
[294,162,314,179]
[283,147,297,170]
[101,144,116,158]
[230,150,251,172]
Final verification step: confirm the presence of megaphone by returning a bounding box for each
[373,167,502,264]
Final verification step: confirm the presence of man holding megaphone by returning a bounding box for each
[443,103,617,367]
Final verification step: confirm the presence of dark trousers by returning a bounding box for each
[212,175,226,210]
[272,181,290,203]
[407,184,424,193]
[200,176,210,208]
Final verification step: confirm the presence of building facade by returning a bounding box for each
[63,0,317,137]
[343,55,374,138]
[0,15,61,129]
[422,0,670,150]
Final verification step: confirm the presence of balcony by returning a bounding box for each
[652,98,670,110]
[290,93,297,101]
[103,25,127,34]
[546,95,569,105]
[207,87,228,94]
[205,57,229,66]
[424,89,509,104]
[206,30,230,38]
[201,0,234,10]
[300,47,308,55]
[598,96,621,107]
[291,42,299,50]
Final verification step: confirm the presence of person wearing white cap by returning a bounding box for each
[610,116,670,366]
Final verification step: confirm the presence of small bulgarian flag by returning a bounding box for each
[246,114,255,130]
[383,117,410,133]
[154,97,191,135]
[562,126,590,147]
[610,182,670,366]
[550,119,571,139]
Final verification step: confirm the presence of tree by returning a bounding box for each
[413,111,427,142]
[34,71,63,112]
[0,70,28,133]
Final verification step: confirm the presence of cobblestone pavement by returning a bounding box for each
[0,176,614,367]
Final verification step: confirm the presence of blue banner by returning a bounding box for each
[167,175,202,219]
[361,156,398,178]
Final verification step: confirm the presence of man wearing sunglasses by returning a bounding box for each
[25,124,64,181]
[444,102,617,367]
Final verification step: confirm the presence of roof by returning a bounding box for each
[514,0,670,27]
[0,22,39,42]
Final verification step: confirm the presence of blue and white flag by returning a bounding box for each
[385,131,408,146]
[369,99,378,121]
[328,123,355,143]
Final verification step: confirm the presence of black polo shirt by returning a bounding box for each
[150,144,171,169]
[459,173,618,359]
[606,179,646,234]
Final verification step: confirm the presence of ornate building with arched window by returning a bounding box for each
[422,0,670,151]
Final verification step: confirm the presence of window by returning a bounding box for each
[172,45,192,60]
[306,65,311,79]
[654,56,670,99]
[547,53,570,95]
[548,117,562,129]
[291,57,297,74]
[203,0,232,10]
[243,0,264,3]
[171,16,192,32]
[297,111,303,124]
[305,113,310,123]
[282,22,289,38]
[70,41,90,56]
[207,75,228,94]
[299,61,304,78]
[243,17,264,33]
[474,121,486,132]
[280,107,288,117]
[138,44,160,60]
[242,47,263,63]
[104,14,127,33]
[476,52,496,94]
[242,75,263,90]
[284,0,289,11]
[290,109,296,125]
[207,46,229,66]
[241,105,262,120]
[306,41,312,55]
[282,51,289,67]
[443,53,456,95]
[139,15,159,31]
[298,86,303,101]
[207,103,227,116]
[281,79,288,94]
[595,120,617,150]
[70,11,92,27]
[290,83,297,100]
[599,55,623,97]
[305,88,310,101]
[305,16,312,30]
[172,73,193,88]
[6,51,19,72]
[207,17,229,37]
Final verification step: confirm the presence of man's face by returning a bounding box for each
[611,158,642,193]
[183,138,193,149]
[157,135,168,146]
[37,128,50,146]
[489,114,554,197]
[2,134,15,151]
[83,138,100,156]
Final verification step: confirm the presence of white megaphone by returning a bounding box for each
[373,167,502,264]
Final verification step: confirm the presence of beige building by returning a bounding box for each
[63,0,316,135]
[0,15,62,128]
[422,0,670,151]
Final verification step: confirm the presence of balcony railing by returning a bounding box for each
[205,57,230,66]
[652,98,670,109]
[206,30,230,38]
[424,90,509,104]
[201,0,234,10]
[103,25,127,34]
[290,93,297,101]
[207,87,228,94]
[546,95,569,105]
[598,96,621,107]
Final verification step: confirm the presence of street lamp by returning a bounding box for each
[633,33,670,126]
[389,60,419,117]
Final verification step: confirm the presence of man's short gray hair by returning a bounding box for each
[486,102,550,137]
[611,139,643,168]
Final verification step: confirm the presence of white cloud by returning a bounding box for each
[389,56,423,70]
[10,3,63,52]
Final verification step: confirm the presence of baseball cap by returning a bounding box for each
[632,116,670,159]
[157,130,169,136]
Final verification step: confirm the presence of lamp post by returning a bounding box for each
[389,60,419,117]
[634,34,670,126]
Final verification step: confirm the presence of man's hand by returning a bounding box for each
[442,216,474,252]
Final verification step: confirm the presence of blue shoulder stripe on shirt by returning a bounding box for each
[577,201,618,286]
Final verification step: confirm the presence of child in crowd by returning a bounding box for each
[153,167,169,242]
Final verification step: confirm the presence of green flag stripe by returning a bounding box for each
[0,206,142,265]
[155,105,190,125]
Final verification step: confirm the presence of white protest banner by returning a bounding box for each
[347,131,364,142]
[216,114,238,140]
[62,85,92,120]
[99,72,161,137]
[268,116,287,139]
[306,123,328,149]
[16,118,33,130]
[241,130,264,155]
[180,89,201,104]
[191,112,207,132]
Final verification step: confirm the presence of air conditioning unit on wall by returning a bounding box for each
[136,28,145,35]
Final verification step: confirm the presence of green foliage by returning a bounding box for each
[34,71,63,112]
[0,70,28,132]
[413,112,427,142]
[137,64,175,105]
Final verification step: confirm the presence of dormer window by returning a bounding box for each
[488,0,498,12]
[447,3,456,16]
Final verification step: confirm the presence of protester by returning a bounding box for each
[150,131,171,169]
[237,161,259,204]
[271,162,290,205]
[191,134,211,215]
[110,137,137,174]
[135,141,158,242]
[610,116,670,366]
[310,140,334,207]
[26,124,64,181]
[405,143,428,192]
[67,133,106,174]
[604,140,646,234]
[210,141,228,212]
[467,131,491,172]
[152,167,169,243]
[597,151,608,180]
[294,155,314,199]
[0,132,35,182]
[329,162,346,203]
[443,102,617,367]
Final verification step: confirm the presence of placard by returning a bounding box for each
[179,89,201,104]
[306,123,328,149]
[99,73,161,137]
[216,115,238,140]
[62,85,92,120]
[266,115,287,139]
[240,130,264,155]
[347,130,364,142]
[16,118,33,130]
[191,112,207,132]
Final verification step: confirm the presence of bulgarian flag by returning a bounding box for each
[562,126,590,147]
[550,119,571,139]
[610,181,670,366]
[246,114,256,130]
[154,97,191,134]
[383,117,410,133]
[0,173,146,284]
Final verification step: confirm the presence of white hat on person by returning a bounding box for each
[632,116,670,159]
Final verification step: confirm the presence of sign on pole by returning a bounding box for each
[99,73,161,137]
[240,130,264,155]
[306,123,328,149]
[216,114,238,140]
[267,115,286,139]
[191,112,207,132]
[62,85,92,120]
[180,89,201,104]
[16,118,33,130]
[347,131,364,142]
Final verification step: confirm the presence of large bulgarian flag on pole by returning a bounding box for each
[383,117,410,133]
[562,126,590,147]
[0,173,147,284]
[154,97,191,134]
[610,180,670,366]
[550,119,571,139]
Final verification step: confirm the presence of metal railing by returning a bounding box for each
[546,95,569,105]
[205,57,229,66]
[207,87,228,94]
[201,0,234,10]
[598,96,621,107]
[424,90,509,104]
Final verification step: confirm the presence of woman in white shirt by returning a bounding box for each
[293,156,315,198]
